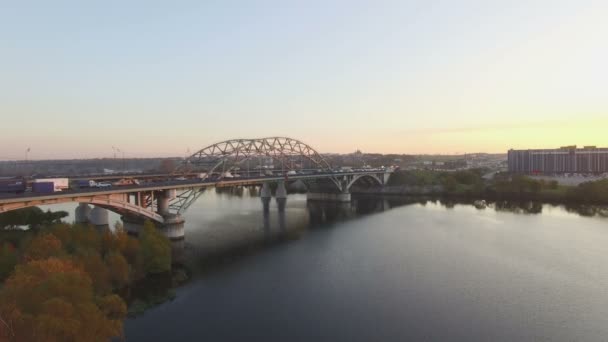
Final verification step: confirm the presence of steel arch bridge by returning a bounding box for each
[0,137,394,226]
[180,137,332,176]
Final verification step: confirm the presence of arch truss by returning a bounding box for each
[180,137,332,176]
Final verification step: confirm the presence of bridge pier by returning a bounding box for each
[75,203,92,224]
[160,214,185,262]
[121,214,185,262]
[89,206,110,231]
[261,182,272,213]
[157,189,176,216]
[276,181,287,212]
[122,215,145,236]
[260,182,272,199]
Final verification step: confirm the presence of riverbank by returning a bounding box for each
[368,170,608,205]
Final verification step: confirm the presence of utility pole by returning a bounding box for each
[24,147,30,176]
[118,148,125,171]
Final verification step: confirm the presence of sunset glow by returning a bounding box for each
[1,0,606,159]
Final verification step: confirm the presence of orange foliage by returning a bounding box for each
[80,253,111,295]
[23,234,63,262]
[105,252,130,290]
[0,258,126,342]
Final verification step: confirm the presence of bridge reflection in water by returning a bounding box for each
[172,191,400,269]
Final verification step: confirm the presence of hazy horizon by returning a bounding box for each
[1,1,606,159]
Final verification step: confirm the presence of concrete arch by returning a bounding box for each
[0,194,164,223]
[345,174,383,191]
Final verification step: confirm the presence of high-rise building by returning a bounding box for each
[508,146,608,174]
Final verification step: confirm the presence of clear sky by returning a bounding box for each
[1,0,606,160]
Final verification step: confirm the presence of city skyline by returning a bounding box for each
[1,1,606,159]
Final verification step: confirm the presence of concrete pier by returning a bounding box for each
[159,214,185,241]
[157,189,176,216]
[89,206,109,231]
[261,182,272,213]
[75,203,91,224]
[122,215,145,236]
[275,181,287,199]
[160,214,185,262]
[260,182,272,199]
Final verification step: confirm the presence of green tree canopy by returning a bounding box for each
[138,221,171,275]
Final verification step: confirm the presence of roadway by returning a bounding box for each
[0,170,386,205]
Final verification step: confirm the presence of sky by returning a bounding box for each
[0,0,606,160]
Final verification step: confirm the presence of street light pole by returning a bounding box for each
[24,147,30,175]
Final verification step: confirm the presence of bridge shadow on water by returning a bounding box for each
[176,193,411,278]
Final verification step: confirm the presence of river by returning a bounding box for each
[64,190,608,341]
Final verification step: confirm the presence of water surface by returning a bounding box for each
[116,192,608,341]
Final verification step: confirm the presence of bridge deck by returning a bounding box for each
[0,171,386,205]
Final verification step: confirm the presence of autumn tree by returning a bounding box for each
[0,243,17,281]
[138,221,171,275]
[105,252,130,290]
[0,258,126,342]
[80,253,111,295]
[23,233,63,261]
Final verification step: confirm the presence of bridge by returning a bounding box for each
[0,137,393,242]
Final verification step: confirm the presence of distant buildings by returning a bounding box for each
[508,146,608,174]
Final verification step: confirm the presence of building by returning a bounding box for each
[508,146,608,174]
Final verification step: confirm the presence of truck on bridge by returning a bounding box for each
[33,178,69,192]
[0,178,27,194]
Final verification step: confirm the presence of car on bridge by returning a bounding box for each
[96,182,112,188]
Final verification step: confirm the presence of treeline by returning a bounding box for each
[387,169,486,194]
[0,207,69,230]
[386,170,608,204]
[0,221,171,341]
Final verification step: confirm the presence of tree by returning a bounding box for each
[0,258,126,342]
[113,228,139,266]
[138,221,171,275]
[81,253,111,295]
[549,180,559,190]
[23,233,63,261]
[0,243,17,281]
[441,175,458,192]
[101,229,118,258]
[0,207,44,229]
[69,225,102,256]
[105,252,130,290]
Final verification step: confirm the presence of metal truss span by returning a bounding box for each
[180,137,332,175]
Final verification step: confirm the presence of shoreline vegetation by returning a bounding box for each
[353,169,608,205]
[0,216,178,341]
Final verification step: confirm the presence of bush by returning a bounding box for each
[138,221,171,275]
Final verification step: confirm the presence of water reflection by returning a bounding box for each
[492,200,543,214]
[127,189,608,342]
[307,201,353,224]
[353,195,608,218]
[128,190,608,282]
